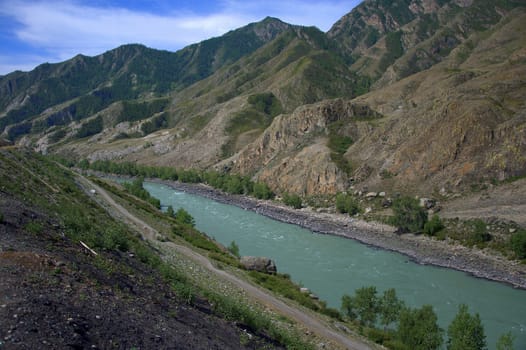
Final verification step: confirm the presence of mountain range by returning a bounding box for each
[1,0,525,199]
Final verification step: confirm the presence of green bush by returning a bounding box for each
[470,219,491,245]
[252,182,273,200]
[227,240,240,258]
[335,193,361,216]
[389,196,428,233]
[423,215,444,236]
[510,229,526,259]
[174,208,195,227]
[283,192,302,209]
[123,177,161,209]
[102,226,130,252]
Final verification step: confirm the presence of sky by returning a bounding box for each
[0,0,362,75]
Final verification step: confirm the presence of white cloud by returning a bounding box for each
[0,0,361,74]
[2,1,251,56]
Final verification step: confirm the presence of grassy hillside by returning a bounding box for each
[0,149,314,349]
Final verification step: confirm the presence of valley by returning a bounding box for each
[1,0,526,349]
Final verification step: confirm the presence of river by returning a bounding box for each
[143,182,526,349]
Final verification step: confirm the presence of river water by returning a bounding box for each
[144,182,526,349]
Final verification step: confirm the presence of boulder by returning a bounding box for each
[419,198,436,209]
[240,256,277,274]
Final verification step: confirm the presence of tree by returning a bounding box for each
[227,240,240,258]
[166,205,176,218]
[379,288,405,329]
[341,294,358,321]
[341,286,379,327]
[496,332,515,350]
[447,304,486,350]
[390,196,428,233]
[175,208,195,227]
[398,305,443,350]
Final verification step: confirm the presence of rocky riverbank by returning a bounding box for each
[149,179,526,290]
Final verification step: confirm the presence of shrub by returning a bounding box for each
[174,208,195,227]
[510,229,526,259]
[389,196,428,233]
[424,215,444,236]
[123,177,161,209]
[227,240,240,258]
[252,182,273,200]
[283,193,302,209]
[496,331,515,350]
[470,219,491,245]
[103,226,131,252]
[166,205,176,218]
[335,193,361,215]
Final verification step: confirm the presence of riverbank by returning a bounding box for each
[150,179,526,290]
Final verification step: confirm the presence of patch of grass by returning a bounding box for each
[248,271,341,320]
[25,221,44,235]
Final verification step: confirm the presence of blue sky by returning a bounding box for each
[0,0,362,75]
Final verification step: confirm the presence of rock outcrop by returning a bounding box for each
[227,99,382,195]
[240,256,277,274]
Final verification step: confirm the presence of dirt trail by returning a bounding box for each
[75,174,372,350]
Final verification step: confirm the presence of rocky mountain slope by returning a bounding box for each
[0,0,525,204]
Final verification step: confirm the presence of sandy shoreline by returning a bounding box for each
[149,179,525,289]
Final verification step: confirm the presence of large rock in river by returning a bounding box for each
[240,256,277,274]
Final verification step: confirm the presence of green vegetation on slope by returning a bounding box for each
[222,92,283,157]
[0,149,314,349]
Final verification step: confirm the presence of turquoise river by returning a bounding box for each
[144,182,526,349]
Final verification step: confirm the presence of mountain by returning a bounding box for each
[0,0,525,203]
[0,17,293,140]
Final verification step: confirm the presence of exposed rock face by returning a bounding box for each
[227,99,381,195]
[240,256,277,274]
